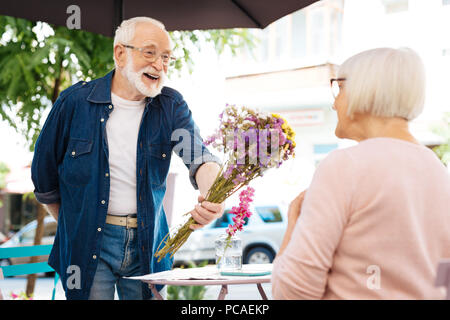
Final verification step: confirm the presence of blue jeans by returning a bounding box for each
[88,222,143,300]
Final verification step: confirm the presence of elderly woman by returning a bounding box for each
[271,47,450,299]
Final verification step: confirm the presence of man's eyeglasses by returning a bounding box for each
[122,44,177,67]
[330,78,346,98]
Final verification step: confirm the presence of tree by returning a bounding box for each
[432,112,450,167]
[0,161,10,207]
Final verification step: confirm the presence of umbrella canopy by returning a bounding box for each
[0,0,318,36]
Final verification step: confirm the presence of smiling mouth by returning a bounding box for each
[143,73,160,81]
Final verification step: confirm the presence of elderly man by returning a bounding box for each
[31,17,224,300]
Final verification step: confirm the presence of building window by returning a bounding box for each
[382,0,409,14]
[291,10,307,59]
[329,8,343,56]
[275,16,289,59]
[246,0,344,65]
[310,9,326,56]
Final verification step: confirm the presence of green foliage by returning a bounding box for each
[0,15,258,151]
[0,16,115,149]
[432,112,450,166]
[167,260,209,300]
[0,161,10,189]
[0,161,10,207]
[170,29,258,75]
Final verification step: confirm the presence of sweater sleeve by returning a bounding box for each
[272,149,354,299]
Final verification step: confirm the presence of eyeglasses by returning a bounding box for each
[122,44,177,67]
[330,78,346,98]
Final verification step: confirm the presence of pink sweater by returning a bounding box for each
[272,138,450,299]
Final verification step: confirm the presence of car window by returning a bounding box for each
[213,211,231,228]
[18,221,57,242]
[213,211,249,228]
[20,227,35,242]
[44,222,57,237]
[255,206,283,223]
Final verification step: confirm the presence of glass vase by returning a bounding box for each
[215,234,242,272]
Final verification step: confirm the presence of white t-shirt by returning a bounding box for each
[106,92,146,215]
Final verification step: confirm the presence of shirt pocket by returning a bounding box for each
[148,143,172,187]
[61,138,94,186]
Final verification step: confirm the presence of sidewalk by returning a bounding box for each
[0,276,272,300]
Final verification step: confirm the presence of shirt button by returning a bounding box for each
[97,227,102,232]
[100,118,105,122]
[162,153,166,158]
[108,105,113,109]
[93,255,97,259]
[101,200,106,205]
[71,151,76,156]
[105,173,109,177]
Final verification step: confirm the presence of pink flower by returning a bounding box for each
[225,187,255,237]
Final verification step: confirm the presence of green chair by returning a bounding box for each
[0,245,60,300]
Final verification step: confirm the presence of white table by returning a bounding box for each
[128,264,272,300]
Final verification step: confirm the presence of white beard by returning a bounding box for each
[121,55,167,98]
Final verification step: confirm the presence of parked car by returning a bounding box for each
[0,215,57,267]
[173,204,287,266]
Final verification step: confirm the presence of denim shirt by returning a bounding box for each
[31,70,220,300]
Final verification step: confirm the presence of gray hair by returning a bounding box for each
[337,47,426,121]
[113,17,169,67]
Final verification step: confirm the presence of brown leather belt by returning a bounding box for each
[105,214,138,229]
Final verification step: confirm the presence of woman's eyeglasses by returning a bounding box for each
[330,78,346,98]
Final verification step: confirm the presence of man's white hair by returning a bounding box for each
[113,17,169,67]
[337,47,426,121]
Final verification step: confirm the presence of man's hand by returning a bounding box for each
[190,161,224,230]
[189,195,225,231]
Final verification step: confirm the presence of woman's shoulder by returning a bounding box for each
[321,137,446,175]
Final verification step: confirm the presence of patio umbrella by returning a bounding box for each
[0,0,318,36]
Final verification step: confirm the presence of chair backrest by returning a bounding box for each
[0,245,54,277]
[435,259,450,300]
[0,245,55,300]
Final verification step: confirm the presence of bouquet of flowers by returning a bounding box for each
[154,104,296,262]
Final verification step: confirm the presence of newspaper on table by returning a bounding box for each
[126,264,272,281]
